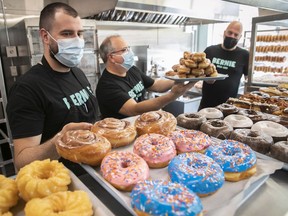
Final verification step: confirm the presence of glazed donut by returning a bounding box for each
[0,175,18,213]
[0,211,12,216]
[184,59,198,68]
[91,118,137,148]
[230,129,273,154]
[251,121,288,142]
[24,190,93,216]
[176,113,207,130]
[224,114,253,129]
[183,51,192,59]
[192,52,206,63]
[200,119,233,140]
[177,65,190,75]
[198,59,211,69]
[135,110,177,136]
[270,141,288,163]
[216,103,239,116]
[133,133,176,168]
[168,152,224,197]
[172,64,181,71]
[168,129,211,154]
[55,129,111,166]
[205,139,257,182]
[204,64,217,76]
[165,70,177,77]
[16,159,71,202]
[191,68,205,76]
[198,107,223,119]
[130,180,203,216]
[100,151,149,191]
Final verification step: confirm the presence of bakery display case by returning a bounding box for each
[246,13,288,91]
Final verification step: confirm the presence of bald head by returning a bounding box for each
[226,21,243,35]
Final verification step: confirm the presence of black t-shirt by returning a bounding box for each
[6,58,98,143]
[199,44,249,109]
[96,66,155,119]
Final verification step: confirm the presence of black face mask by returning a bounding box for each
[223,36,238,49]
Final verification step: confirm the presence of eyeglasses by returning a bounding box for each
[110,46,131,55]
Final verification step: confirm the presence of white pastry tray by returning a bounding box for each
[10,170,114,216]
[81,136,282,216]
[165,73,228,82]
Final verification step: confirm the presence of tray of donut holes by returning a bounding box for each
[165,51,228,82]
[7,160,113,216]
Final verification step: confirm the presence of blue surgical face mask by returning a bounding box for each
[119,49,135,70]
[47,31,84,67]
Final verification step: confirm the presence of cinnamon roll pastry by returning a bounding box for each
[56,130,111,166]
[135,110,177,136]
[91,118,137,148]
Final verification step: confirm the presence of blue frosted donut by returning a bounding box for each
[130,180,203,216]
[205,139,257,181]
[168,152,224,197]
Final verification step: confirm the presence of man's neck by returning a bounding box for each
[44,53,70,72]
[221,43,237,51]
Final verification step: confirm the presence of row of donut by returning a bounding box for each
[0,160,93,216]
[130,139,256,215]
[178,105,288,163]
[254,65,288,74]
[255,45,288,53]
[256,34,288,42]
[53,110,258,215]
[254,55,286,63]
[165,51,218,78]
[227,97,288,117]
[98,112,257,215]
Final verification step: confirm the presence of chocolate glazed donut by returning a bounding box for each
[230,129,273,154]
[200,119,233,140]
[216,103,239,116]
[176,113,207,130]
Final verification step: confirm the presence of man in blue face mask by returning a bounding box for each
[198,21,249,110]
[96,35,195,119]
[6,2,98,170]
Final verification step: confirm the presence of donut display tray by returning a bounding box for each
[165,73,228,82]
[10,170,114,216]
[81,117,283,216]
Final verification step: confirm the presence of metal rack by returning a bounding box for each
[0,58,15,177]
[246,13,288,91]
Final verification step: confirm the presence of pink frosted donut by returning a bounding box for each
[168,129,212,154]
[100,151,149,192]
[133,133,176,168]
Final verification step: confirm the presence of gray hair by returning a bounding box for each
[99,34,121,63]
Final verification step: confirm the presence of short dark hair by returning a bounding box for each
[99,34,121,63]
[39,2,79,31]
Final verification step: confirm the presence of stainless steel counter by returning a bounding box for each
[236,169,288,216]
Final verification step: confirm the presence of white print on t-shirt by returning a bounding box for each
[128,81,144,101]
[62,86,91,109]
[212,57,236,70]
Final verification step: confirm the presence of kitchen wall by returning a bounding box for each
[97,25,195,76]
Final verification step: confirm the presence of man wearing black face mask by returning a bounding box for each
[198,21,249,110]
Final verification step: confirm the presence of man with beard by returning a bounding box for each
[6,2,98,170]
[198,21,249,110]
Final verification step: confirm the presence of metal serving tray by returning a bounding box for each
[81,135,278,216]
